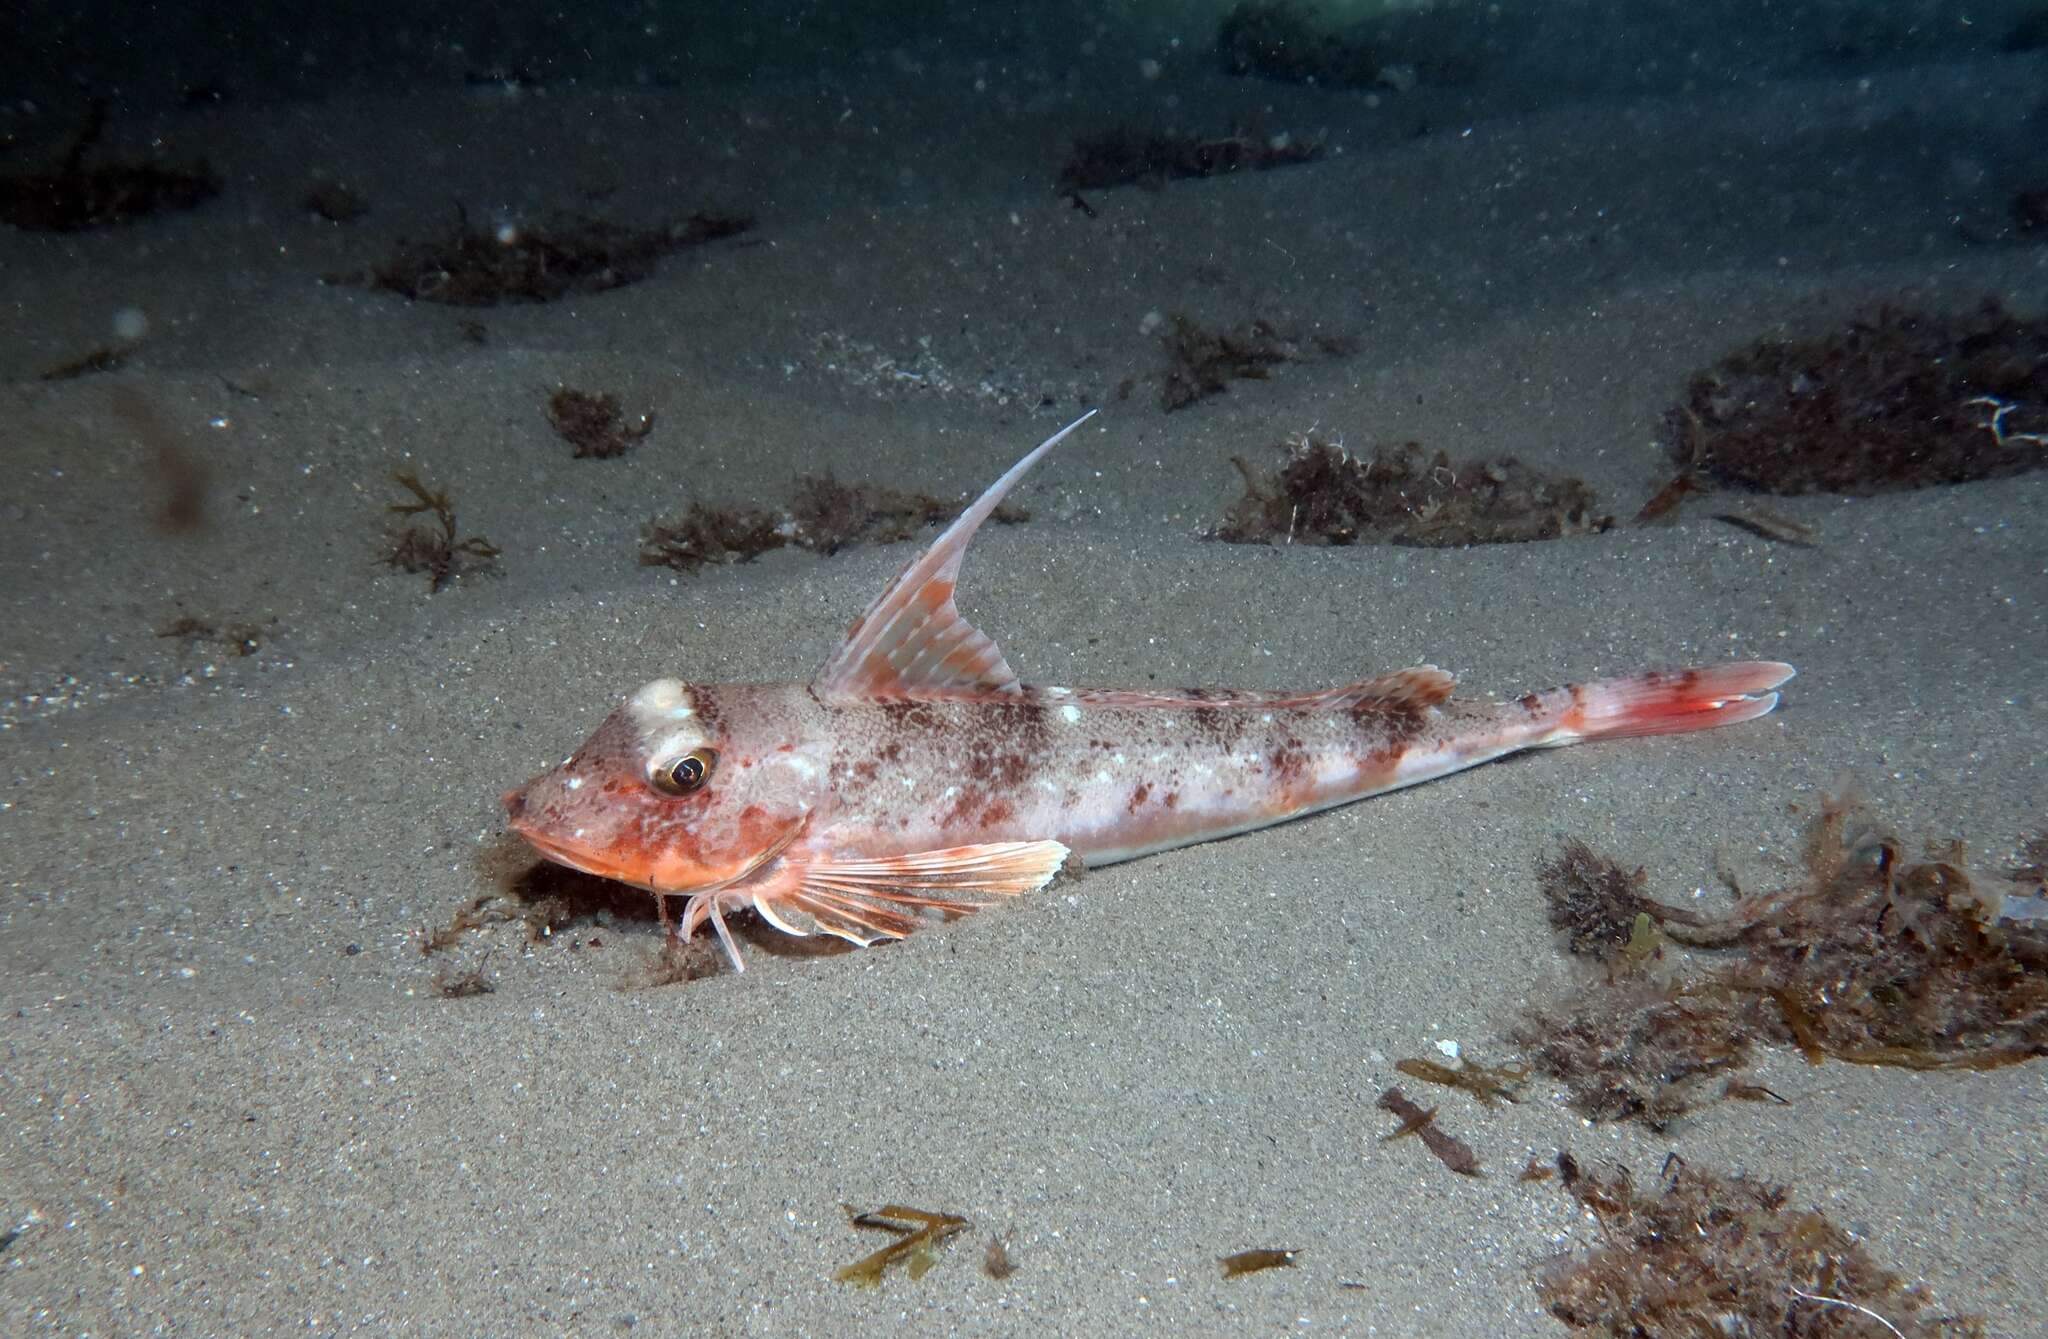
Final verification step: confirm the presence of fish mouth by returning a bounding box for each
[508,813,808,901]
[508,821,642,884]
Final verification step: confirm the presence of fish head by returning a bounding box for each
[504,679,821,894]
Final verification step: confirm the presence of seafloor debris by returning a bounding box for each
[1058,127,1322,191]
[1711,509,1818,548]
[1538,1151,1984,1338]
[1515,796,2048,1128]
[1632,465,1708,524]
[366,208,752,305]
[302,180,369,223]
[1215,2,1479,90]
[638,475,1028,574]
[834,1205,970,1287]
[982,1234,1017,1279]
[39,343,132,381]
[1663,300,2048,494]
[157,614,266,658]
[1159,315,1299,411]
[0,100,216,232]
[381,471,501,591]
[433,951,496,999]
[1216,433,1612,547]
[793,476,1024,552]
[1375,1086,1482,1176]
[1219,1248,1300,1278]
[637,502,784,573]
[545,386,654,459]
[1393,1056,1528,1107]
[108,384,211,535]
[2010,183,2048,233]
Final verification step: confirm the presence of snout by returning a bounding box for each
[503,783,533,824]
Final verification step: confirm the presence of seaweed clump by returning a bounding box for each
[1514,797,2048,1128]
[639,475,1029,574]
[1538,1152,1984,1338]
[1059,127,1322,191]
[382,472,501,591]
[1665,300,2048,495]
[0,100,216,232]
[545,386,654,459]
[368,209,752,305]
[1217,433,1613,547]
[793,476,1028,552]
[637,503,786,573]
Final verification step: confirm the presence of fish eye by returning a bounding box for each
[651,747,717,796]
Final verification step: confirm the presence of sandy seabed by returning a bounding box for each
[3,30,2045,1338]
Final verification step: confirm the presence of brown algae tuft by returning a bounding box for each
[1538,1151,1983,1338]
[1664,300,2048,495]
[365,208,751,305]
[545,386,655,459]
[1516,796,2048,1128]
[639,475,1027,574]
[381,472,501,592]
[1217,433,1611,547]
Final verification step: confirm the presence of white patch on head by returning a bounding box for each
[1094,769,1111,783]
[1059,703,1082,724]
[566,776,583,790]
[626,679,712,768]
[629,678,694,722]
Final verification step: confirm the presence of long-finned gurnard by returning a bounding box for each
[505,412,1793,972]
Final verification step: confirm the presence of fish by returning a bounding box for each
[504,411,1794,973]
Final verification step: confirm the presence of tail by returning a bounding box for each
[1532,661,1794,746]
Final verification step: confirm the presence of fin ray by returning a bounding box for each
[760,840,1071,947]
[1540,661,1795,744]
[812,413,1095,701]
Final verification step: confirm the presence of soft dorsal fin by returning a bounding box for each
[812,411,1095,701]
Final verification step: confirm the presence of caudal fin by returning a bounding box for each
[1542,661,1794,745]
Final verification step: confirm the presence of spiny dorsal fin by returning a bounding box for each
[811,411,1095,701]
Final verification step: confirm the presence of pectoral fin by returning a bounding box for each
[754,840,1071,946]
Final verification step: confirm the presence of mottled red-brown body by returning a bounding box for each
[504,412,1793,971]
